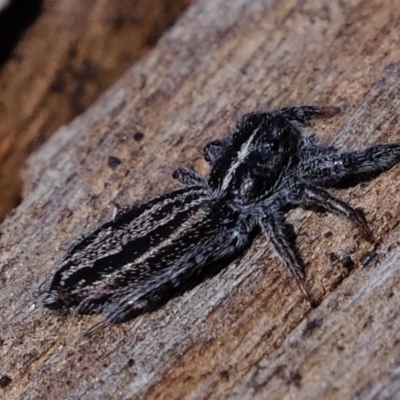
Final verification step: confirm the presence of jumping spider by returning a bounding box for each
[44,105,400,324]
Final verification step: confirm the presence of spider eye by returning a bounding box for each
[268,140,280,151]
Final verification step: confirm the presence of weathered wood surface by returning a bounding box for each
[1,0,400,399]
[0,0,191,221]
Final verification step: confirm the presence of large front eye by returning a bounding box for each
[268,138,280,151]
[265,120,300,153]
[255,115,287,148]
[247,148,274,169]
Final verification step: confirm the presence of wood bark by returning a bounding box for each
[0,0,192,221]
[1,0,400,399]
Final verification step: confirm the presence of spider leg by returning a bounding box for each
[292,184,373,242]
[203,137,233,166]
[83,298,150,335]
[172,166,206,187]
[302,144,400,188]
[259,213,316,305]
[104,297,150,324]
[273,105,341,126]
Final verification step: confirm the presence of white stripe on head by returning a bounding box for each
[221,126,263,192]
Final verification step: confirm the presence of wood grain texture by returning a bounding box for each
[0,0,192,221]
[1,0,400,399]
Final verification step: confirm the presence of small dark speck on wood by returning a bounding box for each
[0,375,12,388]
[108,156,122,169]
[134,132,144,142]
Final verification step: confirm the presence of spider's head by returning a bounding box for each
[209,112,302,202]
[253,114,301,155]
[225,114,301,202]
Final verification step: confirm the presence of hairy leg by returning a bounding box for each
[259,212,316,305]
[203,137,233,166]
[301,144,400,188]
[290,184,373,241]
[172,166,206,187]
[273,105,341,125]
[84,299,149,335]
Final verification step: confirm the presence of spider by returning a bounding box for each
[44,105,400,324]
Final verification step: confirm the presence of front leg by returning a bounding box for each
[301,144,400,188]
[259,212,315,305]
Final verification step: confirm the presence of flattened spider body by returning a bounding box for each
[44,105,400,323]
